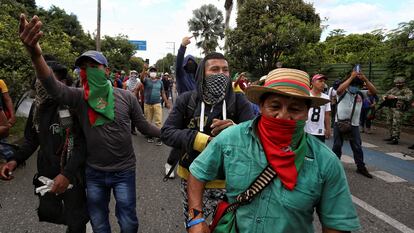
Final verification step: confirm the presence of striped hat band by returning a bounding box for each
[245,68,330,108]
[263,69,311,96]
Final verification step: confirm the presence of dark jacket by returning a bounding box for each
[161,56,255,169]
[175,45,197,94]
[12,101,86,184]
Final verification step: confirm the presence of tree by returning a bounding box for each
[321,32,387,64]
[101,35,136,71]
[223,0,246,30]
[36,5,94,55]
[155,53,176,74]
[129,56,145,73]
[384,21,414,89]
[0,0,74,101]
[225,0,322,77]
[327,29,346,38]
[188,4,225,54]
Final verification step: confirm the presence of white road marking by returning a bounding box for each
[362,141,378,148]
[370,171,407,183]
[352,195,414,233]
[386,152,414,161]
[341,154,355,164]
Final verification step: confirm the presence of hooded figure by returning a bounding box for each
[161,52,255,220]
[164,36,200,179]
[176,44,198,94]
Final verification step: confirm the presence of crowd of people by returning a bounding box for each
[0,13,414,233]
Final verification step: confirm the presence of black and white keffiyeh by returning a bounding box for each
[202,73,228,105]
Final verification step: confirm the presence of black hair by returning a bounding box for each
[333,79,341,90]
[204,52,227,63]
[44,54,58,62]
[350,76,364,87]
[65,73,73,86]
[47,61,68,81]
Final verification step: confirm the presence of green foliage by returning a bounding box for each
[188,4,225,54]
[0,1,37,101]
[225,0,321,78]
[384,21,414,91]
[8,116,26,143]
[0,0,136,104]
[129,56,144,73]
[101,35,136,71]
[39,5,95,54]
[322,32,387,64]
[155,53,176,74]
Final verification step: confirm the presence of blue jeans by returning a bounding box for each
[85,166,138,233]
[332,125,366,169]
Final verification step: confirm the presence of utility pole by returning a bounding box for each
[166,41,175,55]
[96,0,101,51]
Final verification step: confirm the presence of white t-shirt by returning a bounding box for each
[328,87,337,102]
[335,90,368,126]
[305,93,331,136]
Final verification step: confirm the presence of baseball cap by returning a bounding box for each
[149,66,157,72]
[311,74,327,82]
[164,72,169,76]
[75,50,109,67]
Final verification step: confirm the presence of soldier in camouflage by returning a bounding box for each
[383,77,413,145]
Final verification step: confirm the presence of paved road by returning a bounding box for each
[0,109,413,233]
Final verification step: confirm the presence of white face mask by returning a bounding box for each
[149,72,157,78]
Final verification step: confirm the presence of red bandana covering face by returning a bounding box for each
[257,115,307,190]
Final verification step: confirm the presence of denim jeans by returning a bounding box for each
[85,166,138,233]
[332,125,365,169]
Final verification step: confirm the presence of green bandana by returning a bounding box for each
[292,120,307,172]
[81,67,115,126]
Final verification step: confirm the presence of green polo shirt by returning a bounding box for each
[189,119,360,233]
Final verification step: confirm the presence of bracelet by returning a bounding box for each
[186,218,205,229]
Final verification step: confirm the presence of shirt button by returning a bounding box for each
[256,218,262,223]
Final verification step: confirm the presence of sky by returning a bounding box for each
[35,0,414,66]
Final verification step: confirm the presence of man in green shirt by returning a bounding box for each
[186,68,360,233]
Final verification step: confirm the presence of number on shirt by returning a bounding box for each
[311,107,321,122]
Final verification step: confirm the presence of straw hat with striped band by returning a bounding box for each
[245,68,330,107]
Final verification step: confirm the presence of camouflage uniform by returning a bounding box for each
[384,77,413,141]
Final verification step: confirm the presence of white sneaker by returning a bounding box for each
[164,163,175,179]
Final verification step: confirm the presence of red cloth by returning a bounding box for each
[257,115,299,190]
[80,69,99,125]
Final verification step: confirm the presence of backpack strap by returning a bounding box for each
[336,91,347,105]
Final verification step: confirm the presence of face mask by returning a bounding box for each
[203,73,229,105]
[149,72,157,78]
[185,62,197,74]
[348,86,359,94]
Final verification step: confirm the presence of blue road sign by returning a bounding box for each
[129,40,147,51]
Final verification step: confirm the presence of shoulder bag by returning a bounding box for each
[210,166,277,233]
